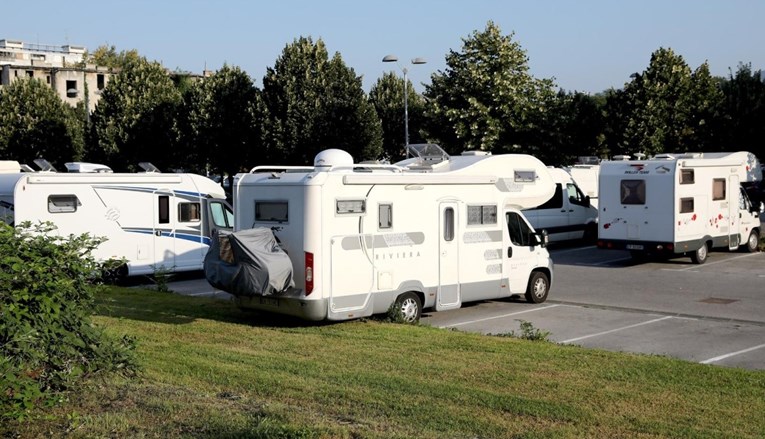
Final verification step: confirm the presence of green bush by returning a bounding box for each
[0,222,137,420]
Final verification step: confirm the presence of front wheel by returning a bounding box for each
[743,230,760,253]
[392,292,422,324]
[525,271,550,304]
[690,242,709,264]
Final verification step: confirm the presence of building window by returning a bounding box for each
[46,75,51,84]
[66,80,77,98]
[713,179,726,201]
[379,204,392,229]
[97,74,105,90]
[680,169,694,184]
[25,70,33,78]
[467,205,497,225]
[620,180,646,205]
[48,195,79,213]
[680,198,694,213]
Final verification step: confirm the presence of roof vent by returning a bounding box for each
[65,162,113,173]
[138,162,161,173]
[33,158,57,172]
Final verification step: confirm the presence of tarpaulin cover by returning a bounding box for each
[204,228,294,297]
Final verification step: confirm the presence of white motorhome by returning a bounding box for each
[523,167,599,243]
[231,144,556,322]
[596,151,762,263]
[564,157,601,209]
[0,160,234,276]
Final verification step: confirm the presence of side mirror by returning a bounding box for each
[585,195,591,207]
[530,229,548,248]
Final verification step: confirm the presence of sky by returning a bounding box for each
[4,0,764,94]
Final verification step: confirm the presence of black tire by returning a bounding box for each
[582,223,597,244]
[690,242,709,264]
[524,271,550,304]
[393,292,422,323]
[743,230,760,253]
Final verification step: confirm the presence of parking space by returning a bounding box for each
[422,244,765,370]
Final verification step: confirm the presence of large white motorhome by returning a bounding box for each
[0,160,234,276]
[596,151,762,263]
[523,167,599,243]
[231,144,556,322]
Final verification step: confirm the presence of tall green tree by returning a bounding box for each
[86,45,141,69]
[719,64,765,158]
[185,65,262,182]
[422,21,557,155]
[89,56,182,171]
[686,62,725,152]
[369,72,426,161]
[0,78,84,167]
[261,37,382,165]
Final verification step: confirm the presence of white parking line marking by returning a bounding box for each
[593,257,633,266]
[440,305,559,328]
[700,343,765,364]
[665,252,763,272]
[551,246,596,255]
[560,316,673,343]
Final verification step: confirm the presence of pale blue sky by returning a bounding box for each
[5,0,764,93]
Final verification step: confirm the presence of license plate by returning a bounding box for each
[259,297,279,307]
[626,244,644,250]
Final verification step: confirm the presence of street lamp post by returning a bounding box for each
[382,55,426,146]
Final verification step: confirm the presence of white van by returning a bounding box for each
[523,168,599,243]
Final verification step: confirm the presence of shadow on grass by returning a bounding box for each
[95,285,330,329]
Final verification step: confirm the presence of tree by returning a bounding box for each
[686,62,725,152]
[369,72,426,161]
[86,45,141,69]
[422,21,557,155]
[262,37,382,165]
[719,64,765,158]
[0,78,84,167]
[185,65,262,183]
[89,56,182,171]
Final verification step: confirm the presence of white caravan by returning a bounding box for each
[523,168,599,243]
[0,160,234,276]
[232,144,556,322]
[596,151,762,263]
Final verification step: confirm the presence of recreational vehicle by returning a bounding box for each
[564,156,601,208]
[523,167,599,243]
[227,144,556,322]
[0,160,234,276]
[596,151,762,263]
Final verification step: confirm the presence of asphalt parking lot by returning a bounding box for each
[422,244,765,370]
[165,243,765,370]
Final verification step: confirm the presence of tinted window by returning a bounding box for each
[444,208,454,241]
[506,212,533,246]
[158,196,170,224]
[620,180,646,205]
[48,195,79,213]
[255,201,288,223]
[535,184,563,210]
[210,202,234,229]
[179,202,201,222]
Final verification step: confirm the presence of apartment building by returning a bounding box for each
[0,39,113,112]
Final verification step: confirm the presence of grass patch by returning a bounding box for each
[6,286,765,438]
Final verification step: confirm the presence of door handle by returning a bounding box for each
[155,230,162,237]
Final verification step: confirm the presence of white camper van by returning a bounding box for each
[596,151,762,263]
[0,160,234,276]
[231,144,556,322]
[564,157,601,209]
[523,168,599,243]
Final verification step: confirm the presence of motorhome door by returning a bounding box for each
[729,175,740,249]
[436,202,460,311]
[153,190,176,272]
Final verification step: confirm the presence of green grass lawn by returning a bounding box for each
[7,286,765,438]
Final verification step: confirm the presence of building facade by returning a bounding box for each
[0,39,114,112]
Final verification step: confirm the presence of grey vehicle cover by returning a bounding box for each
[204,228,294,297]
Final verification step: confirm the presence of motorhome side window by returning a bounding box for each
[712,179,726,201]
[378,204,392,229]
[336,199,365,215]
[680,197,694,214]
[514,170,536,183]
[680,169,695,184]
[443,207,454,241]
[48,195,80,213]
[620,180,646,205]
[158,196,170,224]
[178,202,201,222]
[506,212,532,246]
[467,205,497,225]
[255,201,288,223]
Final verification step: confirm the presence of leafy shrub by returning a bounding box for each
[0,222,137,420]
[496,320,551,342]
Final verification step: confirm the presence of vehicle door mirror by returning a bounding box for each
[585,195,591,207]
[530,230,548,248]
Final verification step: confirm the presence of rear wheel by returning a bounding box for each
[525,272,550,304]
[582,223,597,244]
[744,230,760,253]
[690,242,709,264]
[392,292,422,324]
